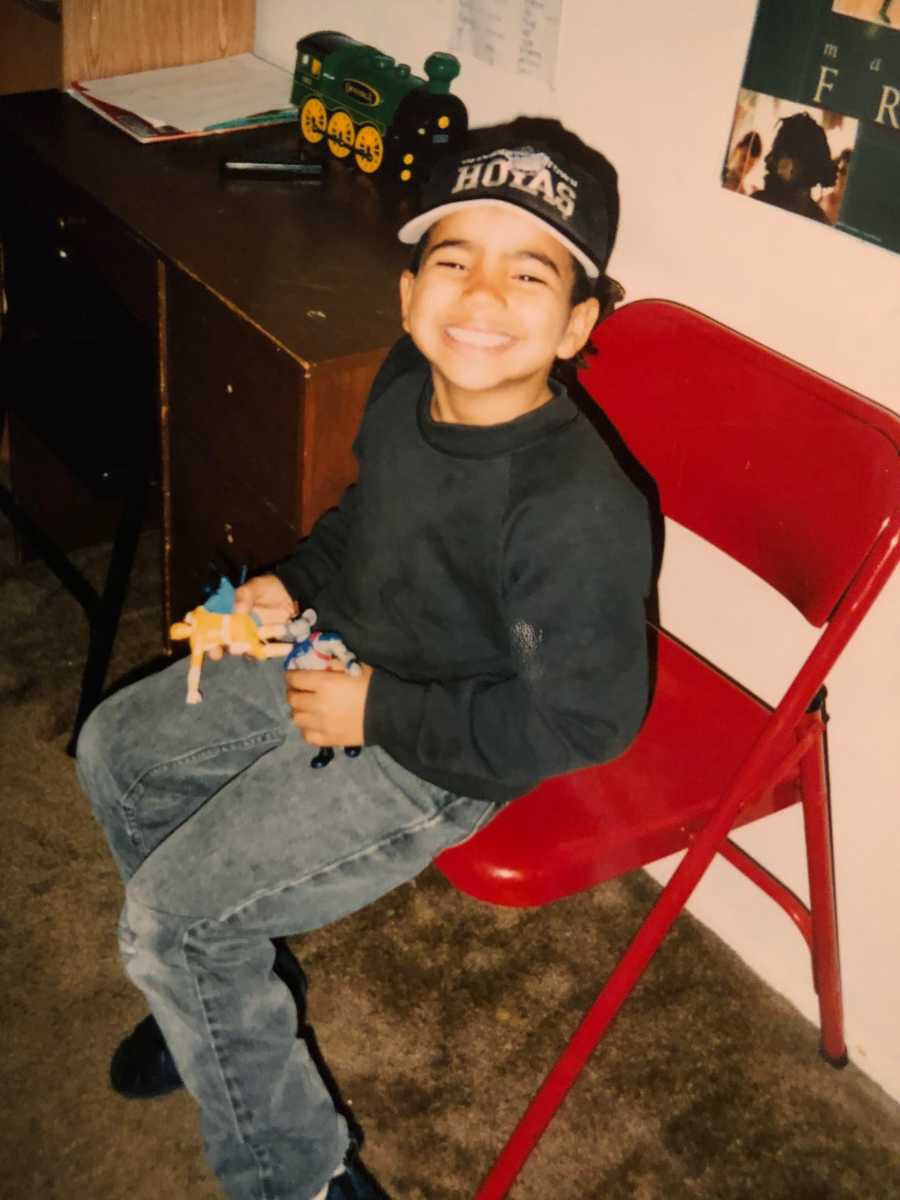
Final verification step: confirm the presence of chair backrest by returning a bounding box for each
[581,301,900,627]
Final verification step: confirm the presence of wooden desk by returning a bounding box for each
[0,90,412,623]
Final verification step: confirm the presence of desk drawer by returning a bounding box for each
[56,182,158,330]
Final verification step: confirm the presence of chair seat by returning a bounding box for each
[437,632,801,907]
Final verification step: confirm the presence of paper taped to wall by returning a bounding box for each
[451,0,562,89]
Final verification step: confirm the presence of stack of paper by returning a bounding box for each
[67,52,297,144]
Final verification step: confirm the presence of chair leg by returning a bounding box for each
[798,712,847,1067]
[474,849,717,1198]
[68,483,148,753]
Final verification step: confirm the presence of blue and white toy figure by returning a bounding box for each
[282,608,363,769]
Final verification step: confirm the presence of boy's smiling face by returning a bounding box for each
[399,203,599,425]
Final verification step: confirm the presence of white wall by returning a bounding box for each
[257,1,900,1100]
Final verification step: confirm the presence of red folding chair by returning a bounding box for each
[435,299,900,1199]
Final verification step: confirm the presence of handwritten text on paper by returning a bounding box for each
[452,0,563,89]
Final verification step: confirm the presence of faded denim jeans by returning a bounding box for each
[76,654,497,1200]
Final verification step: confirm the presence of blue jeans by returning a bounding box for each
[76,654,497,1200]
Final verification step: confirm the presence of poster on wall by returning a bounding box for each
[724,0,900,254]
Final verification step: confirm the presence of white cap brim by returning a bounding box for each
[397,198,600,279]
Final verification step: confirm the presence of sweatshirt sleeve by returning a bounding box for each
[275,336,427,602]
[363,469,654,799]
[275,485,358,602]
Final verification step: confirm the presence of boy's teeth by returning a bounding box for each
[447,327,511,348]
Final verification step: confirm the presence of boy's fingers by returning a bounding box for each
[286,686,320,715]
[233,584,255,612]
[285,670,334,692]
[296,724,325,746]
[285,670,315,692]
[289,706,324,741]
[238,600,279,618]
[234,579,297,622]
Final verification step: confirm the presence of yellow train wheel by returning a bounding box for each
[327,110,355,159]
[299,96,326,144]
[354,124,384,174]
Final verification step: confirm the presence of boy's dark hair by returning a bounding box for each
[560,259,624,378]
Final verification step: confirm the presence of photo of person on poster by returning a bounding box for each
[722,90,858,229]
[752,111,837,223]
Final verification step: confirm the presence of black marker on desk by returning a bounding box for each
[220,158,325,182]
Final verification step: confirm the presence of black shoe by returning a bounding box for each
[110,938,308,1099]
[109,1009,183,1099]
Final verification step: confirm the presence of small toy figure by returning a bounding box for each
[281,608,363,768]
[169,577,286,704]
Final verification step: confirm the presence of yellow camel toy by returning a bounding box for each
[170,604,288,703]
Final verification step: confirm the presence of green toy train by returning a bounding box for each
[291,31,468,183]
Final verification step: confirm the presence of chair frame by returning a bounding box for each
[435,300,900,1198]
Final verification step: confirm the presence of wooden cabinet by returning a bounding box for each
[1,0,255,96]
[61,0,255,82]
[0,1,62,96]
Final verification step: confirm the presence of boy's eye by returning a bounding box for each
[515,272,547,285]
[435,258,467,270]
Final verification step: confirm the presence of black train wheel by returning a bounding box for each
[299,96,326,144]
[354,125,384,174]
[326,110,355,159]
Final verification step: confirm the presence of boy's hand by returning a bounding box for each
[233,574,298,625]
[204,573,297,661]
[286,664,373,748]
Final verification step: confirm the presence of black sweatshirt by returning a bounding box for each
[276,336,653,804]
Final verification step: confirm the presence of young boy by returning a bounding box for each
[76,130,653,1200]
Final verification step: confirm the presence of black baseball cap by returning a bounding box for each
[397,141,612,279]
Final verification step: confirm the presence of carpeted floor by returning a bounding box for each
[1,511,899,1200]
